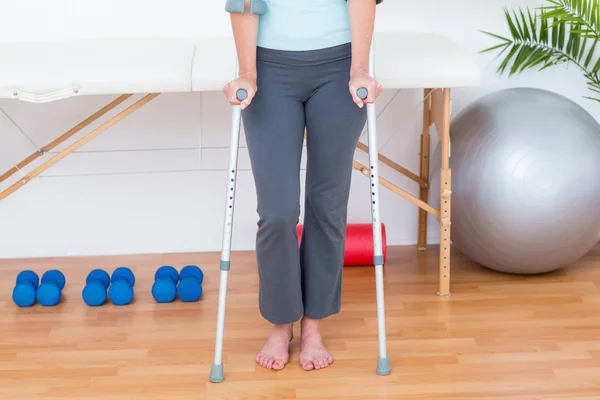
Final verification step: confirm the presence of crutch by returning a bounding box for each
[209,62,247,383]
[357,39,391,376]
[209,51,389,382]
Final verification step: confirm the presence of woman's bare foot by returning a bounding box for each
[256,324,293,370]
[299,317,333,371]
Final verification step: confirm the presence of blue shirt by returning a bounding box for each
[257,0,383,51]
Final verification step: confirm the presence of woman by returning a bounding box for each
[223,0,384,372]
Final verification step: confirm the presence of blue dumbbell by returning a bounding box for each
[177,265,204,302]
[152,266,180,303]
[82,269,111,306]
[12,270,40,307]
[108,267,135,306]
[36,270,66,306]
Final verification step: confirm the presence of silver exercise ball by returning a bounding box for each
[434,87,600,274]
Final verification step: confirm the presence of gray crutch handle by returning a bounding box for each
[236,89,248,101]
[357,87,368,100]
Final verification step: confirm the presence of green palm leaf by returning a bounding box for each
[481,1,600,103]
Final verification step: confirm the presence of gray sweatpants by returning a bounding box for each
[242,43,366,325]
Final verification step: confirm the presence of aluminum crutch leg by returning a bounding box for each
[209,85,248,384]
[357,45,391,377]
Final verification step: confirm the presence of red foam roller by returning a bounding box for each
[296,223,387,266]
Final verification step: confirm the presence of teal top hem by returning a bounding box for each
[256,0,383,51]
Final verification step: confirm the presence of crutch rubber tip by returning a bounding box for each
[357,87,368,100]
[209,363,225,383]
[376,357,391,376]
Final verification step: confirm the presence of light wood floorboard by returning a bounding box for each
[1,244,599,400]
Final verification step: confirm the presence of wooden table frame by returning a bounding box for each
[0,88,452,295]
[0,94,157,201]
[353,88,452,296]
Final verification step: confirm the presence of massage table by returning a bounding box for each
[0,31,481,378]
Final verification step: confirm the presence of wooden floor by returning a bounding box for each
[1,244,599,400]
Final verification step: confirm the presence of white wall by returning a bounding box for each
[0,0,594,258]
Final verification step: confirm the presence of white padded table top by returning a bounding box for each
[0,32,480,102]
[373,32,481,89]
[0,38,197,102]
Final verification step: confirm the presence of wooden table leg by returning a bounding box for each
[418,88,432,251]
[0,94,132,185]
[438,88,452,297]
[0,93,159,202]
[353,86,452,296]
